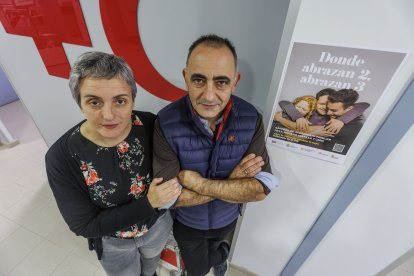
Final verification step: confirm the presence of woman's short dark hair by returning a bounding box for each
[69,51,137,106]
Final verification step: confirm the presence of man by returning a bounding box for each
[153,34,278,275]
[322,88,365,154]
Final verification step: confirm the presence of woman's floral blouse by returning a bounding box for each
[68,114,153,238]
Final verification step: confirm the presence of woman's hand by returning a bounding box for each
[274,111,283,121]
[295,117,311,132]
[147,177,181,208]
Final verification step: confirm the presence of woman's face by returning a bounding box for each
[316,95,329,115]
[79,77,134,145]
[294,100,310,116]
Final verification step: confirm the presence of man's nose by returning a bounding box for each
[203,81,215,100]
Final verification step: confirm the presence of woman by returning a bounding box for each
[278,95,317,121]
[270,95,317,134]
[45,52,181,276]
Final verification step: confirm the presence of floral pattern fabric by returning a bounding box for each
[80,161,101,185]
[68,114,153,238]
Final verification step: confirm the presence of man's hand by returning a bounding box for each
[295,117,311,132]
[324,119,344,134]
[310,126,335,137]
[229,153,264,179]
[147,177,181,208]
[178,170,204,191]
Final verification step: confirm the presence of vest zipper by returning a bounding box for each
[207,169,212,228]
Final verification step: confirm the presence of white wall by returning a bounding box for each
[297,123,414,275]
[232,0,414,275]
[0,0,289,146]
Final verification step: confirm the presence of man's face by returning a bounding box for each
[327,101,352,118]
[316,95,329,115]
[183,44,239,124]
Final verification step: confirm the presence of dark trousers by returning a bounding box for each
[173,219,237,276]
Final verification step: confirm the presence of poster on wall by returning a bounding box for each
[266,42,406,164]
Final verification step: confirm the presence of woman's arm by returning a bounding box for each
[274,111,299,130]
[279,100,303,121]
[45,144,158,238]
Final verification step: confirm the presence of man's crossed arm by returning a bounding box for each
[176,154,267,206]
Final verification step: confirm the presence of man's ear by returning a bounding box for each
[344,105,354,113]
[182,68,190,91]
[232,72,241,93]
[78,102,84,113]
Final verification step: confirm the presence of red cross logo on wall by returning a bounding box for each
[0,0,186,102]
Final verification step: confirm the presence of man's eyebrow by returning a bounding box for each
[190,73,206,80]
[213,76,231,82]
[83,94,100,99]
[113,93,130,98]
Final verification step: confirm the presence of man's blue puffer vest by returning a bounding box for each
[158,95,258,230]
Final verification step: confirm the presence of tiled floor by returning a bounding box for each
[0,101,252,276]
[383,255,414,276]
[0,101,106,276]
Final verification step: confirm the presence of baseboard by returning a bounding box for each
[229,263,258,276]
[0,139,19,150]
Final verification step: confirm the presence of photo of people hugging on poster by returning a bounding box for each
[266,42,406,163]
[270,88,370,155]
